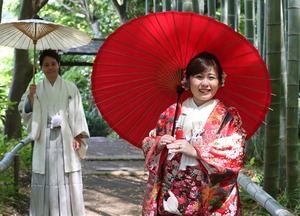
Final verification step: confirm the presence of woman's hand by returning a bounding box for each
[157,135,199,159]
[167,139,199,159]
[156,135,176,154]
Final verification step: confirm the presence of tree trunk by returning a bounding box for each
[220,0,225,22]
[111,0,128,24]
[182,0,193,12]
[91,20,102,38]
[227,0,236,30]
[220,0,236,29]
[263,0,282,199]
[207,0,216,18]
[235,0,240,31]
[286,0,300,207]
[3,0,33,139]
[162,0,172,11]
[0,0,3,23]
[193,0,204,14]
[278,0,287,193]
[4,50,33,139]
[244,0,255,44]
[4,0,47,139]
[257,0,266,58]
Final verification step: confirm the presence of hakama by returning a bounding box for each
[30,126,85,216]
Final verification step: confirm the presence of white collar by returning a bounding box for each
[182,98,219,112]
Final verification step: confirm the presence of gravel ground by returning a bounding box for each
[82,137,147,216]
[83,174,147,216]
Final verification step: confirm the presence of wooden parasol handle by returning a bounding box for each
[32,40,37,84]
[171,86,185,136]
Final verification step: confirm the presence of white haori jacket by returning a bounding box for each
[19,76,90,174]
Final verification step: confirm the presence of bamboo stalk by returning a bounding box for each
[0,136,32,172]
[238,172,294,216]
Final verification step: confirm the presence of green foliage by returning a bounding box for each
[0,48,16,129]
[61,67,112,136]
[107,131,119,139]
[39,3,91,32]
[61,65,92,113]
[239,188,270,215]
[86,108,111,137]
[0,85,17,127]
[0,48,14,71]
[0,168,17,209]
[0,136,32,170]
[277,190,300,215]
[0,137,32,215]
[127,0,147,19]
[3,0,20,19]
[39,0,120,37]
[61,64,93,112]
[244,157,255,169]
[245,126,265,164]
[61,68,90,102]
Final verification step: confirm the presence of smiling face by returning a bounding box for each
[39,50,61,84]
[41,56,60,82]
[189,67,219,106]
[185,52,224,106]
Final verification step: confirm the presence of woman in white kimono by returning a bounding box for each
[18,49,90,216]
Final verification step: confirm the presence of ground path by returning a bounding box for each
[82,137,147,216]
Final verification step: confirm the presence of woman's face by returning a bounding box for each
[41,56,59,80]
[189,67,219,106]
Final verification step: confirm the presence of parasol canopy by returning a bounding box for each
[0,15,92,82]
[92,11,272,148]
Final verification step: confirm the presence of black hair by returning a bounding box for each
[185,51,223,84]
[39,49,60,66]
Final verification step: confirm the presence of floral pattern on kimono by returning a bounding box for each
[142,100,246,216]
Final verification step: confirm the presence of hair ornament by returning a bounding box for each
[181,70,189,91]
[221,71,226,87]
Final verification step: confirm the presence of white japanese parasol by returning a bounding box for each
[0,15,92,82]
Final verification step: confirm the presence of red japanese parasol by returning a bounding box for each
[92,11,271,148]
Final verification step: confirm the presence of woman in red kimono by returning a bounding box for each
[142,51,246,216]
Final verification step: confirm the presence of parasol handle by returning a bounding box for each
[32,40,37,84]
[171,86,185,136]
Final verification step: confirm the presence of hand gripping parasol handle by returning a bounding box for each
[171,86,185,136]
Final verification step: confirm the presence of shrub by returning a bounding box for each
[86,108,112,137]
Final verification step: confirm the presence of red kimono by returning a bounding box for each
[142,99,246,216]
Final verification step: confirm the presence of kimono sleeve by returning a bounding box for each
[142,104,177,174]
[142,128,165,174]
[195,107,246,175]
[18,90,32,124]
[68,83,90,139]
